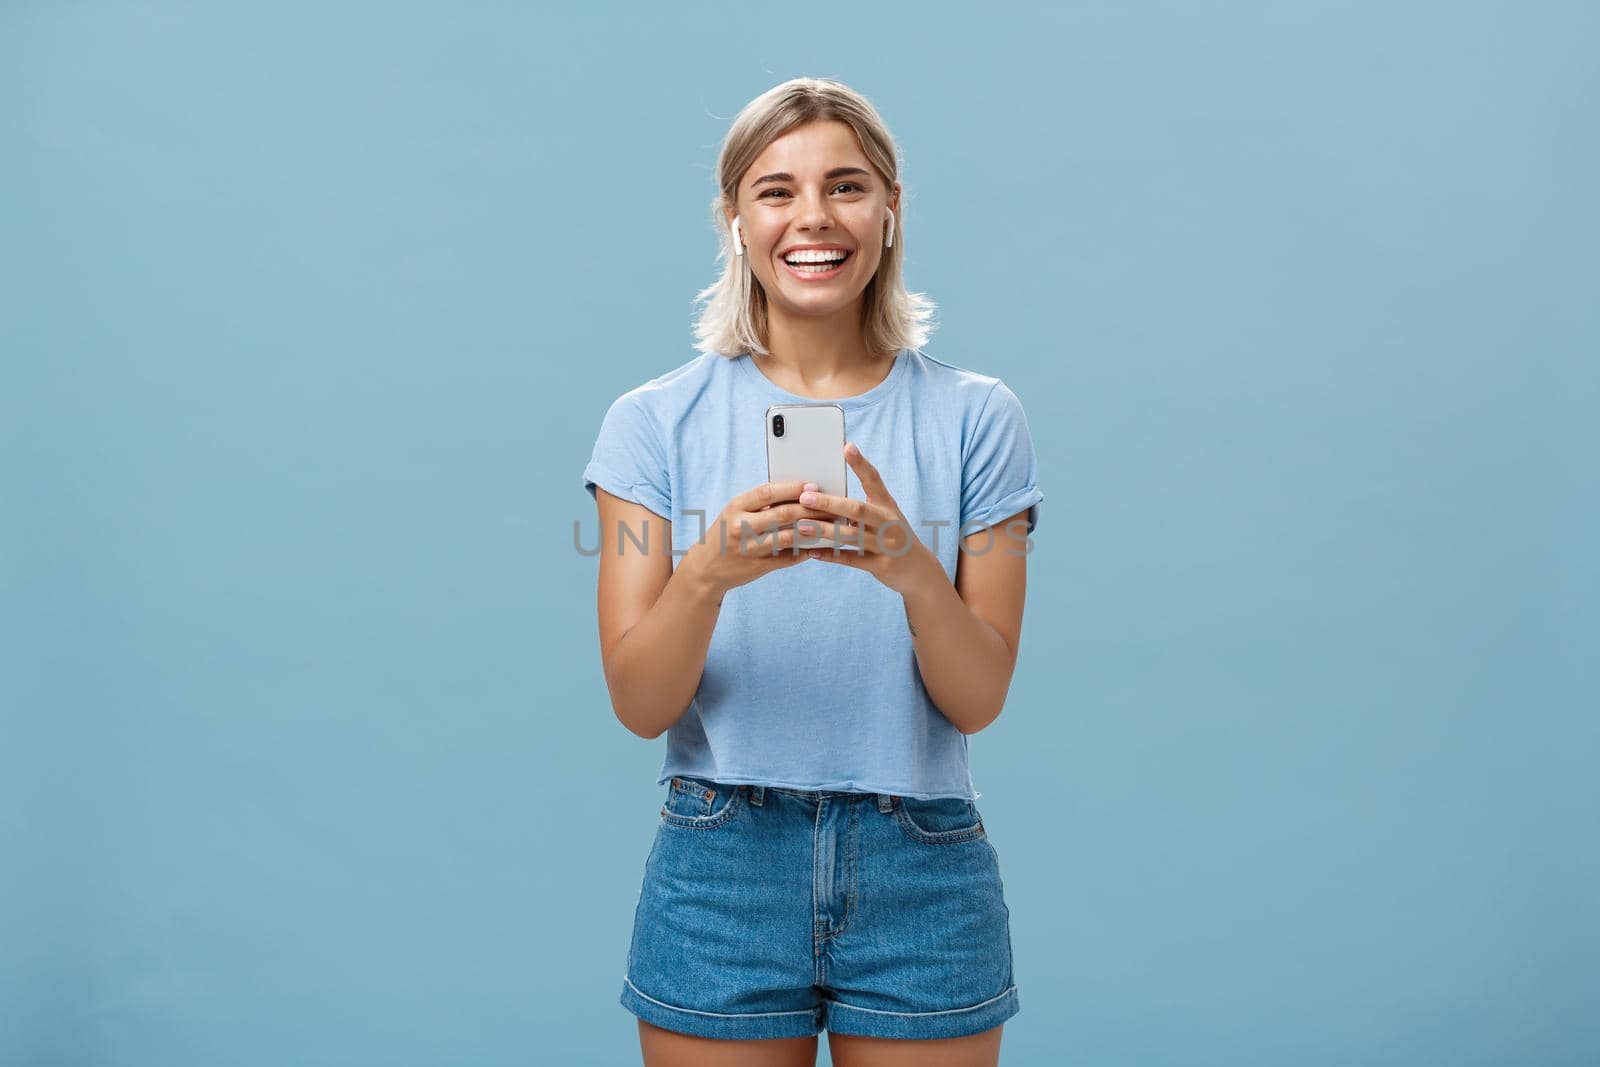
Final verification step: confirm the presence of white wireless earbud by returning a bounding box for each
[885,208,894,249]
[731,214,743,257]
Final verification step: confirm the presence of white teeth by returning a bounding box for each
[783,249,848,265]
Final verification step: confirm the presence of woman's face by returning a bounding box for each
[727,119,899,321]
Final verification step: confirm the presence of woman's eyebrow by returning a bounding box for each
[751,166,871,188]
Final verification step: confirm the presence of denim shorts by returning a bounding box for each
[619,775,1020,1041]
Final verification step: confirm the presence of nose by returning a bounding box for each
[794,189,835,231]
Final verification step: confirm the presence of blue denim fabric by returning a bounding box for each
[620,776,1020,1040]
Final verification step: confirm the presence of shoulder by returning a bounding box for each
[903,349,1029,449]
[905,348,1013,411]
[604,351,731,418]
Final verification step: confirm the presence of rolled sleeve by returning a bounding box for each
[959,380,1043,536]
[582,390,671,520]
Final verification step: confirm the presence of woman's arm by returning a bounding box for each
[593,487,723,739]
[901,508,1033,735]
[594,480,821,738]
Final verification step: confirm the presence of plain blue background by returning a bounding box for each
[3,2,1595,1064]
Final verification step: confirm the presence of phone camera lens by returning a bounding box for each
[772,414,784,437]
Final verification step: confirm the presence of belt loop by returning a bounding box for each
[876,793,893,813]
[749,785,765,807]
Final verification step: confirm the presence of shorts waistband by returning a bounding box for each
[748,785,895,813]
[667,776,900,813]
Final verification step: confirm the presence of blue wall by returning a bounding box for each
[3,2,1595,1064]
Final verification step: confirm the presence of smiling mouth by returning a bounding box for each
[781,251,852,277]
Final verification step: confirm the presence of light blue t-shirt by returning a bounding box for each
[582,347,1043,800]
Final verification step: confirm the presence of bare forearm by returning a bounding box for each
[605,549,723,739]
[902,573,1015,734]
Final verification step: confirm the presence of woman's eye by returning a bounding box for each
[760,182,864,199]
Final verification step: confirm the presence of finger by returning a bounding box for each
[796,488,877,526]
[738,502,839,537]
[735,480,810,513]
[806,545,870,567]
[803,515,915,557]
[843,441,894,505]
[770,548,814,569]
[796,517,865,547]
[748,539,809,567]
[734,523,805,557]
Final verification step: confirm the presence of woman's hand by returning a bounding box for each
[797,442,945,598]
[681,479,838,600]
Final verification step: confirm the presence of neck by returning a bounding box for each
[761,301,880,391]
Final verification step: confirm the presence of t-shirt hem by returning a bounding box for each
[657,771,978,801]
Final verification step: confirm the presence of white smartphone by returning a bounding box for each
[764,403,861,551]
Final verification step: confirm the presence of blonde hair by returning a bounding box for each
[692,77,937,361]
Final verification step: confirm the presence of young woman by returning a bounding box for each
[583,77,1042,1067]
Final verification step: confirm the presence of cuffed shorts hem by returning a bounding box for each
[824,984,1020,1040]
[620,976,824,1040]
[620,975,1020,1042]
